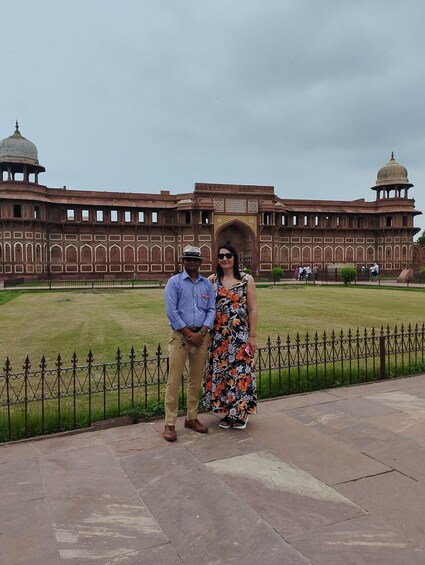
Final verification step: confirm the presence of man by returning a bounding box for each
[371,262,379,278]
[163,245,216,442]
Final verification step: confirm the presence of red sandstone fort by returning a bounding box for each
[0,122,423,281]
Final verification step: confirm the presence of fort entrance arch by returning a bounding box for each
[215,220,256,273]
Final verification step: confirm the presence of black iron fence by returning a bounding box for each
[3,278,163,290]
[1,323,425,442]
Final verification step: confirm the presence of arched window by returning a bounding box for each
[110,245,121,263]
[66,245,77,263]
[151,245,162,263]
[138,245,148,263]
[81,245,92,263]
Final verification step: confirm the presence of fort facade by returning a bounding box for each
[0,122,423,281]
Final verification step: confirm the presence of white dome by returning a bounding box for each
[0,122,40,166]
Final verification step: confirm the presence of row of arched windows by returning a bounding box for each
[259,244,410,264]
[0,243,214,265]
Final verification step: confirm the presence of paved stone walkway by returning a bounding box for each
[2,374,425,564]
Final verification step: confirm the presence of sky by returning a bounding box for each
[2,0,425,235]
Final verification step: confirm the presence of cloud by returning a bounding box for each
[1,0,424,230]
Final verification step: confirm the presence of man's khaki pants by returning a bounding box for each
[164,329,210,425]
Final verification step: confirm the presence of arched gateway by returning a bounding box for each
[215,220,255,273]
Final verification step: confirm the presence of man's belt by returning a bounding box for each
[189,327,202,332]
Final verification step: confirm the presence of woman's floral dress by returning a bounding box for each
[203,274,257,420]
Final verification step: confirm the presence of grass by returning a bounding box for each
[0,291,22,306]
[2,283,425,441]
[2,284,425,366]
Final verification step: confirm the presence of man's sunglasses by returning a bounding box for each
[218,253,233,260]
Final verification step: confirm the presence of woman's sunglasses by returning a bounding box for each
[218,253,233,260]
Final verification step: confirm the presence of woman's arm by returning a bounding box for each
[246,274,258,353]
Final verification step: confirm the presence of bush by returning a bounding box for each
[271,267,283,284]
[420,266,425,279]
[340,266,357,285]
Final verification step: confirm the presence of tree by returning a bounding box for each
[271,267,283,285]
[340,266,356,286]
[416,230,425,246]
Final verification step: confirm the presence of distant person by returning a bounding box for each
[371,263,379,279]
[204,242,257,430]
[163,245,216,442]
[313,264,319,281]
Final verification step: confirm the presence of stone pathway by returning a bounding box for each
[2,374,425,564]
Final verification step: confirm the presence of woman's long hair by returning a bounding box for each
[216,242,242,280]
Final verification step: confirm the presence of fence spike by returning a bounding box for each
[23,356,31,371]
[4,357,12,374]
[55,353,63,369]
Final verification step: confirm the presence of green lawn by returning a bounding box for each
[1,284,425,367]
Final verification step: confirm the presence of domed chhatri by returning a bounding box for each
[371,152,413,200]
[0,121,42,166]
[375,152,412,187]
[0,121,45,182]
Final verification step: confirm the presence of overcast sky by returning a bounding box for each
[2,0,425,234]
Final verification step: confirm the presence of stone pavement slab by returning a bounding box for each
[285,404,406,452]
[336,471,425,547]
[249,412,390,485]
[206,450,365,536]
[39,443,172,563]
[2,373,425,564]
[0,457,59,565]
[321,396,399,418]
[364,437,425,482]
[121,446,309,565]
[288,515,425,565]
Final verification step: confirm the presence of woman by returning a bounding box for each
[203,242,257,429]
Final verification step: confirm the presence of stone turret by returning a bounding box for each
[0,121,45,183]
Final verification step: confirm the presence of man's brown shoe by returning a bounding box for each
[164,425,177,442]
[184,419,209,433]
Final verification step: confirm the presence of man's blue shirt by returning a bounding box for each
[164,271,216,330]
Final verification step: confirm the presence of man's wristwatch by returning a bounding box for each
[200,329,208,336]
